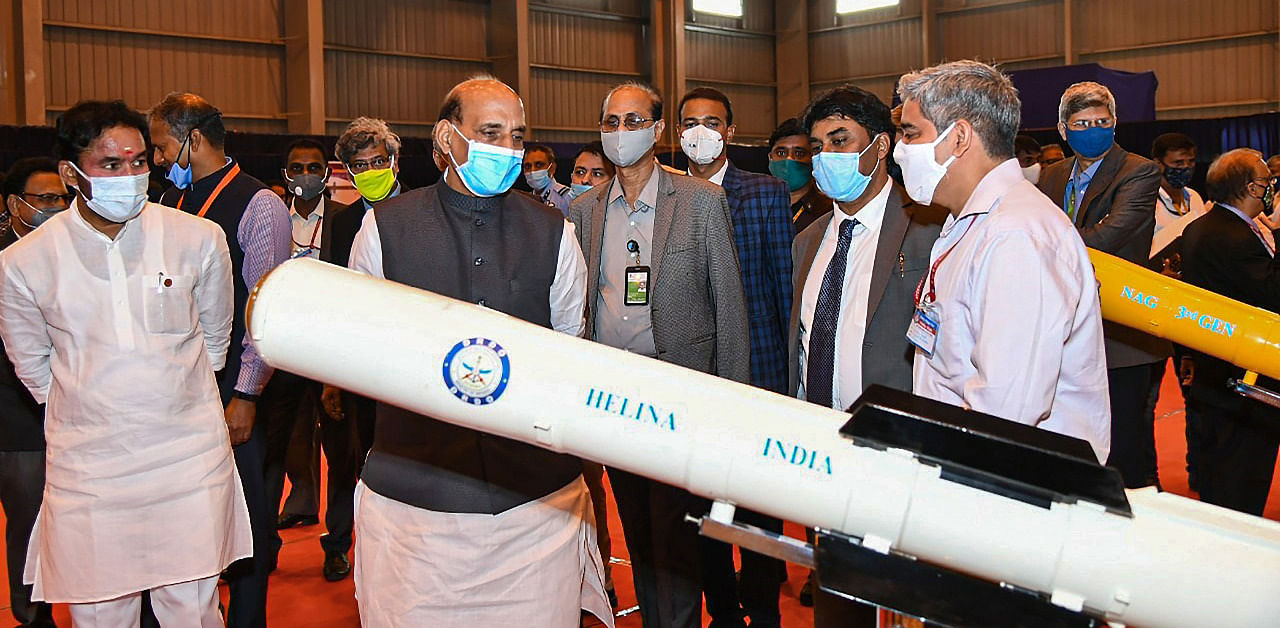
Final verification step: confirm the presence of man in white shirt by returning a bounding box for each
[895,60,1111,463]
[1150,132,1207,261]
[0,100,251,626]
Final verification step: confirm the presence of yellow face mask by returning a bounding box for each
[351,156,397,202]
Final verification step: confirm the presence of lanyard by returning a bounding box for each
[290,199,324,251]
[177,164,240,218]
[915,213,980,307]
[1158,188,1191,216]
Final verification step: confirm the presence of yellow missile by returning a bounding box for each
[1089,248,1280,381]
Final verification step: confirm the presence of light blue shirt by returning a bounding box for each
[1063,156,1104,218]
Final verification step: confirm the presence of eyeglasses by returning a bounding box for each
[347,156,392,174]
[21,192,76,206]
[601,114,657,133]
[1066,117,1114,131]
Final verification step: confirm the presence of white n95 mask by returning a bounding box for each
[680,125,724,166]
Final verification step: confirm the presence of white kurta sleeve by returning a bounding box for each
[0,255,53,403]
[965,231,1074,426]
[196,227,235,371]
[348,209,385,279]
[549,220,587,337]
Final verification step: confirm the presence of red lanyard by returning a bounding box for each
[915,213,979,307]
[177,164,240,218]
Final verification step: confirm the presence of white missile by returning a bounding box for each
[247,258,1280,628]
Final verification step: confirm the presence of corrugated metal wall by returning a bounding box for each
[9,1,1278,138]
[808,0,922,105]
[809,0,1279,122]
[42,0,287,133]
[323,0,490,137]
[529,1,648,144]
[685,0,776,141]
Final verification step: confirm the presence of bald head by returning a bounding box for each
[433,76,527,195]
[148,91,224,148]
[1206,148,1268,208]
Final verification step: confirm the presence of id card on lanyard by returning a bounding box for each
[908,214,978,358]
[624,239,650,306]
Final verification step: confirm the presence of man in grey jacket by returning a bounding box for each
[568,81,749,628]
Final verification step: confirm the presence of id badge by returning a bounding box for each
[625,265,651,306]
[906,304,939,358]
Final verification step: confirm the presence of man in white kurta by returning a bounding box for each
[345,78,611,627]
[0,101,251,627]
[895,61,1111,463]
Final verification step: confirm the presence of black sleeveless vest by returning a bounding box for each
[361,180,583,514]
[160,160,265,402]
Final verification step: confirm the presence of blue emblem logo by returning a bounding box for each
[442,337,511,405]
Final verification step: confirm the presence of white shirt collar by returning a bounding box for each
[289,196,325,222]
[829,177,891,236]
[947,159,1024,232]
[688,160,730,187]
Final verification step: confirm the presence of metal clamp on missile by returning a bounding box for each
[248,259,1280,628]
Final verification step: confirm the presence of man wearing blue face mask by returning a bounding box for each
[787,85,944,619]
[345,76,609,627]
[1038,81,1164,490]
[523,143,573,215]
[769,118,832,234]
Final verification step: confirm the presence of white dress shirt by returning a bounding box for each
[288,196,325,259]
[797,180,891,409]
[1150,186,1206,257]
[348,199,588,337]
[688,160,729,187]
[0,201,251,602]
[912,159,1111,463]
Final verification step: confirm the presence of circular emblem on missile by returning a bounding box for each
[442,337,510,405]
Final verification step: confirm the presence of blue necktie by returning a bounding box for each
[806,218,857,409]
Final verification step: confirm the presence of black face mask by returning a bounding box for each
[1163,166,1194,189]
[1250,179,1276,214]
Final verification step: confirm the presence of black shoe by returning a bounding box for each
[277,513,320,530]
[799,572,815,607]
[324,551,352,582]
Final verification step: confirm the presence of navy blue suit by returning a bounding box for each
[702,162,793,628]
[722,162,794,394]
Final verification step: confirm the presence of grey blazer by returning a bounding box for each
[786,184,945,403]
[568,167,751,384]
[1039,146,1168,368]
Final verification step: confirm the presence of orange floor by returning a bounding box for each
[4,369,1280,626]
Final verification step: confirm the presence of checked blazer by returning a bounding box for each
[721,162,795,394]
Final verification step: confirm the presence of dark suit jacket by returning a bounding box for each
[319,197,357,267]
[1039,146,1167,368]
[1182,205,1280,406]
[722,162,794,394]
[569,167,750,384]
[786,183,944,400]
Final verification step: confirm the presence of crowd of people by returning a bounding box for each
[0,57,1277,628]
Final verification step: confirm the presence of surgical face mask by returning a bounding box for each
[680,125,724,166]
[447,122,523,198]
[811,138,882,203]
[1021,162,1042,184]
[1163,165,1194,189]
[892,122,957,206]
[13,197,66,231]
[1065,126,1114,160]
[601,126,657,168]
[768,159,812,192]
[68,161,149,223]
[524,168,553,192]
[350,156,397,202]
[568,182,593,198]
[166,136,193,190]
[285,172,327,201]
